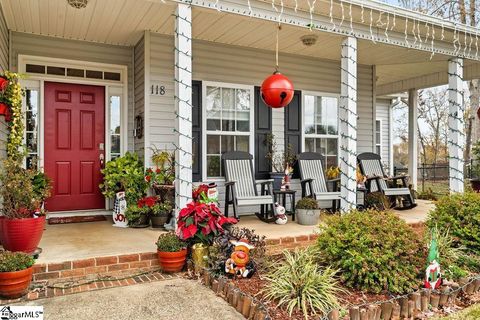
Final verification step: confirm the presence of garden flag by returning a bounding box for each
[424,234,442,289]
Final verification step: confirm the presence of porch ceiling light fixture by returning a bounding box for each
[67,0,89,9]
[300,34,318,47]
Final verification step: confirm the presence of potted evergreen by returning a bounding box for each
[0,251,35,298]
[148,148,175,203]
[150,201,173,228]
[156,232,187,273]
[0,158,51,254]
[125,205,150,228]
[296,197,322,225]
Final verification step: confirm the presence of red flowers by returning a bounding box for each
[137,196,158,208]
[0,77,9,91]
[192,184,209,202]
[177,201,237,244]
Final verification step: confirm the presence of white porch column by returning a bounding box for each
[448,57,465,193]
[174,3,193,218]
[408,89,418,191]
[339,36,357,212]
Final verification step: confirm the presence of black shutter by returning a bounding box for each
[284,91,302,179]
[192,80,202,182]
[254,86,272,179]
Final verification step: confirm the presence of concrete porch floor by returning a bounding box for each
[35,200,434,264]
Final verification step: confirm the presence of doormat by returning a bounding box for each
[48,215,107,225]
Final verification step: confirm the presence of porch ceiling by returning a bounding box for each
[2,0,479,91]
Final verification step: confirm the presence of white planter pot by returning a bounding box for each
[296,209,321,225]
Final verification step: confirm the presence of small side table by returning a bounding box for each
[273,189,296,221]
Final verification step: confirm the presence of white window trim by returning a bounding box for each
[19,55,129,211]
[301,91,340,163]
[201,81,255,182]
[376,118,382,156]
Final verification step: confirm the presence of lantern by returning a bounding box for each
[260,72,294,108]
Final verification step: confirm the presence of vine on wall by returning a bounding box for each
[1,71,25,162]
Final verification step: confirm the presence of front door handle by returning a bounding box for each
[99,153,105,168]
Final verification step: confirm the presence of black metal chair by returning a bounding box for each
[222,151,276,222]
[297,152,341,211]
[357,152,416,209]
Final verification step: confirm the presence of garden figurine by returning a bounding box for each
[274,202,287,225]
[225,239,255,278]
[424,234,442,289]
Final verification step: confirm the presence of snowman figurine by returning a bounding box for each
[274,202,288,225]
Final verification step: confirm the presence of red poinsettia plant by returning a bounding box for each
[137,195,158,208]
[177,184,236,244]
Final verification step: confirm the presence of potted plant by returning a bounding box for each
[125,205,150,228]
[150,201,173,228]
[296,197,322,225]
[0,158,51,254]
[156,232,187,273]
[177,184,237,271]
[100,152,148,206]
[0,251,35,298]
[264,133,296,190]
[148,147,175,203]
[470,141,480,192]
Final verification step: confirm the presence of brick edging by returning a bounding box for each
[265,233,318,245]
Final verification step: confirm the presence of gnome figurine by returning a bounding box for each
[425,233,442,289]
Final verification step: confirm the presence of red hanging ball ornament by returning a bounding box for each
[261,72,294,108]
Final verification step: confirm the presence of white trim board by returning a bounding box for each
[18,54,129,212]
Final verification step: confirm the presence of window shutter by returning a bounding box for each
[192,80,202,182]
[284,91,302,179]
[254,86,272,179]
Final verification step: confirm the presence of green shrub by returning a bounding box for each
[315,209,424,294]
[100,152,147,205]
[263,249,343,319]
[156,232,185,252]
[0,251,35,272]
[426,192,480,253]
[151,201,173,216]
[296,197,319,210]
[416,188,438,201]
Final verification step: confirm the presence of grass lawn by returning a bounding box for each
[417,180,450,197]
[436,304,480,319]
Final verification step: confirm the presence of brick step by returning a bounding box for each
[32,252,159,282]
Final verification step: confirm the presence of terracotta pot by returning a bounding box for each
[0,267,33,299]
[0,103,8,116]
[157,248,187,273]
[1,216,46,254]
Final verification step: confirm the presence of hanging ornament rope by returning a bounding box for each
[260,23,294,109]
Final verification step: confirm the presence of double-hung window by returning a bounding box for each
[203,82,254,180]
[303,93,339,169]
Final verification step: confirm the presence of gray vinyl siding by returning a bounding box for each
[134,36,145,161]
[147,32,374,214]
[0,5,8,162]
[376,98,392,173]
[10,31,135,153]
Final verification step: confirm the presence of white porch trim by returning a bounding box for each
[448,57,465,193]
[408,89,418,191]
[339,36,357,211]
[174,3,193,218]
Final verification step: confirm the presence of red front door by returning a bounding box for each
[44,82,105,212]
